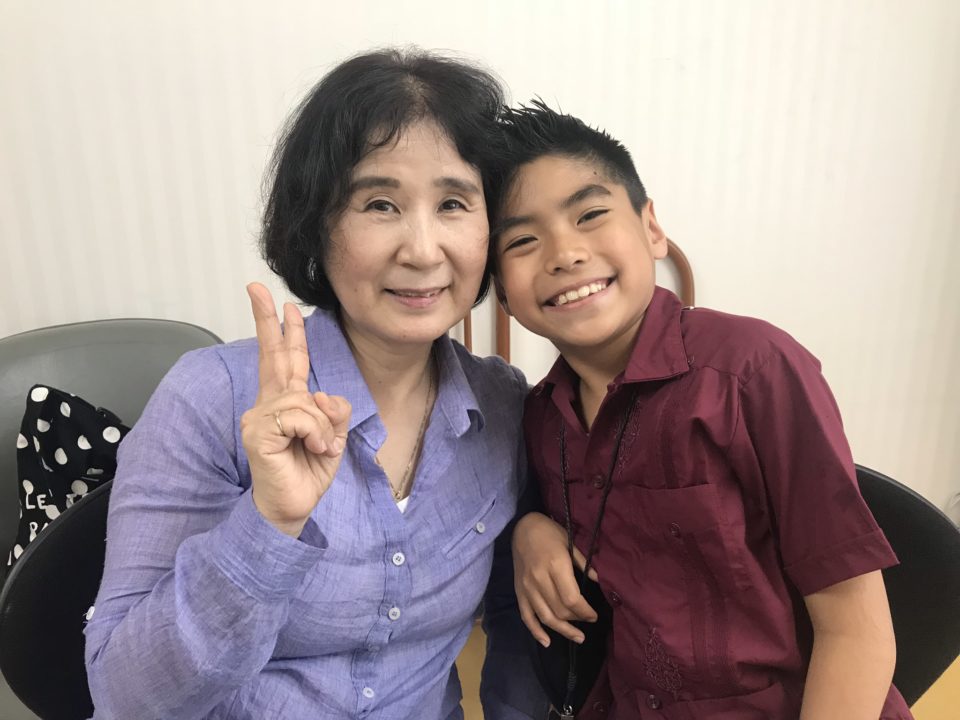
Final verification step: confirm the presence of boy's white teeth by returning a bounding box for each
[554,281,606,306]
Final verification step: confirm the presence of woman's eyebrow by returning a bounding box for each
[435,177,482,195]
[348,176,401,193]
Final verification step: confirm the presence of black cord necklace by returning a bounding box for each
[556,387,638,719]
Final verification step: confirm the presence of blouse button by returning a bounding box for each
[387,606,401,621]
[475,521,486,534]
[592,473,605,488]
[362,687,375,699]
[592,700,606,713]
[669,522,681,538]
[646,693,662,709]
[392,552,405,566]
[609,591,622,606]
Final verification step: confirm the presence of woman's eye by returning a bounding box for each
[366,199,398,213]
[440,198,466,212]
[578,208,608,224]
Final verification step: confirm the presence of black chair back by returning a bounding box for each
[0,481,112,720]
[857,464,960,706]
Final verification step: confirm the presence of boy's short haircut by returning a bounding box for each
[491,100,649,225]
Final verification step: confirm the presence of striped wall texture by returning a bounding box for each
[1,0,958,509]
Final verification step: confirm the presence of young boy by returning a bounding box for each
[492,102,912,719]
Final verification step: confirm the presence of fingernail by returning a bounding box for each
[331,436,345,454]
[540,638,550,648]
[574,635,585,644]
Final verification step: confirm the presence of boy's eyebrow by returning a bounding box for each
[435,177,482,195]
[348,176,401,193]
[492,214,534,239]
[561,183,612,209]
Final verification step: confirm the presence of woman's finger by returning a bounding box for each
[283,302,310,392]
[243,393,337,455]
[247,283,288,397]
[314,392,351,456]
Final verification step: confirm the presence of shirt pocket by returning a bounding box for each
[628,482,751,594]
[440,493,506,559]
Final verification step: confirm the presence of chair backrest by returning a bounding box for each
[856,464,960,706]
[0,318,222,576]
[0,318,221,719]
[0,480,112,720]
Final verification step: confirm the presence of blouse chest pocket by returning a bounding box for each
[441,493,509,559]
[627,482,752,594]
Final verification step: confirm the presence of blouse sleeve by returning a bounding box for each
[84,347,326,719]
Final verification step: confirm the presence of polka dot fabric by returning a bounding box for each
[7,384,130,568]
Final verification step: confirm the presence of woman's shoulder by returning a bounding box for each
[449,341,527,396]
[157,337,260,412]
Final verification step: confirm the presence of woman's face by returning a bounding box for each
[325,121,488,350]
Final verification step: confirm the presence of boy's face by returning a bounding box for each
[494,154,668,355]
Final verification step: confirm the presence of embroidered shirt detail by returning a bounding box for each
[644,628,683,698]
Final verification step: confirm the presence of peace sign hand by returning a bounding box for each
[241,283,352,537]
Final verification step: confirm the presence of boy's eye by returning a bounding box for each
[503,236,534,252]
[440,198,466,212]
[578,208,608,224]
[365,199,399,213]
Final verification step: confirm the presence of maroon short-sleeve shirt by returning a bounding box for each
[524,287,912,719]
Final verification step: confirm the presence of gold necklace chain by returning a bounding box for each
[382,357,436,502]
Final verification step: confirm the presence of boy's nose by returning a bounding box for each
[545,233,590,273]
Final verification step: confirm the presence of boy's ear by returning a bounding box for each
[643,199,669,260]
[493,276,513,316]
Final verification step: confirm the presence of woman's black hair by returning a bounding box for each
[261,47,505,309]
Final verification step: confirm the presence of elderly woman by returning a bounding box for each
[84,49,546,720]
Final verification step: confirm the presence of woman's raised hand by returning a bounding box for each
[242,283,352,537]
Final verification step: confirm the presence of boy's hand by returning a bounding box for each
[512,511,600,647]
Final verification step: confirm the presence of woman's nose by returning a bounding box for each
[397,214,444,268]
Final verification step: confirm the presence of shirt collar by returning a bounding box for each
[303,309,482,437]
[537,286,690,398]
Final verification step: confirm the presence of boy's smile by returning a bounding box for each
[495,154,668,360]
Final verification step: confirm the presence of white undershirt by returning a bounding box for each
[396,496,410,513]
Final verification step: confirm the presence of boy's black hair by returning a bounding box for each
[261,48,505,310]
[490,100,649,231]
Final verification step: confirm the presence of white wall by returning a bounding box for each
[1,0,957,508]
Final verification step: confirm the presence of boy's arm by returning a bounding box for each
[800,570,897,720]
